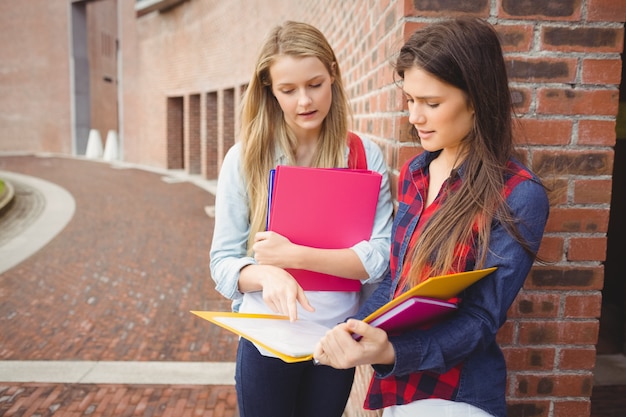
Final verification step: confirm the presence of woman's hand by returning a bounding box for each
[239,264,314,321]
[314,319,396,369]
[252,231,299,269]
[260,265,315,320]
[253,230,367,280]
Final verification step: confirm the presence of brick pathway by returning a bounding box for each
[0,154,624,417]
[0,384,237,417]
[0,155,238,416]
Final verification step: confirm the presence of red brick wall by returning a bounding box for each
[0,0,72,153]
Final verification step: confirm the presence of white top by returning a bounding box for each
[209,136,394,356]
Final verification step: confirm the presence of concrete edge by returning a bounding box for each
[0,361,236,385]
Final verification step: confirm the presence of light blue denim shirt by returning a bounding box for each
[209,136,394,313]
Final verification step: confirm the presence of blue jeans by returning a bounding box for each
[235,338,355,417]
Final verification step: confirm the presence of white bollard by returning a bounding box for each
[85,129,103,159]
[103,130,119,161]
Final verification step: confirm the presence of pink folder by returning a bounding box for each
[267,165,382,291]
[350,268,498,339]
[370,296,457,332]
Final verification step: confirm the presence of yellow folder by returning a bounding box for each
[192,267,497,363]
[190,311,329,363]
[361,267,498,324]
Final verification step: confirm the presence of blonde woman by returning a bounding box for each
[209,21,393,417]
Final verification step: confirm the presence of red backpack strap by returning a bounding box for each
[347,132,367,170]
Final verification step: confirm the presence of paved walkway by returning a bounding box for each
[0,153,624,417]
[0,154,238,416]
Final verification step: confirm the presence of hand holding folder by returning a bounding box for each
[266,165,383,291]
[192,267,496,362]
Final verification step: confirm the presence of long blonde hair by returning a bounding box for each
[240,21,351,253]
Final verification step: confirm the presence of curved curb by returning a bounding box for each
[0,171,76,274]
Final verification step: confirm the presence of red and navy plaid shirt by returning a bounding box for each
[365,150,532,410]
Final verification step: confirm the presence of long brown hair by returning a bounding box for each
[395,17,536,286]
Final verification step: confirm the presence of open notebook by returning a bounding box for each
[192,267,496,363]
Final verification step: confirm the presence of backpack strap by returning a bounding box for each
[347,132,367,170]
